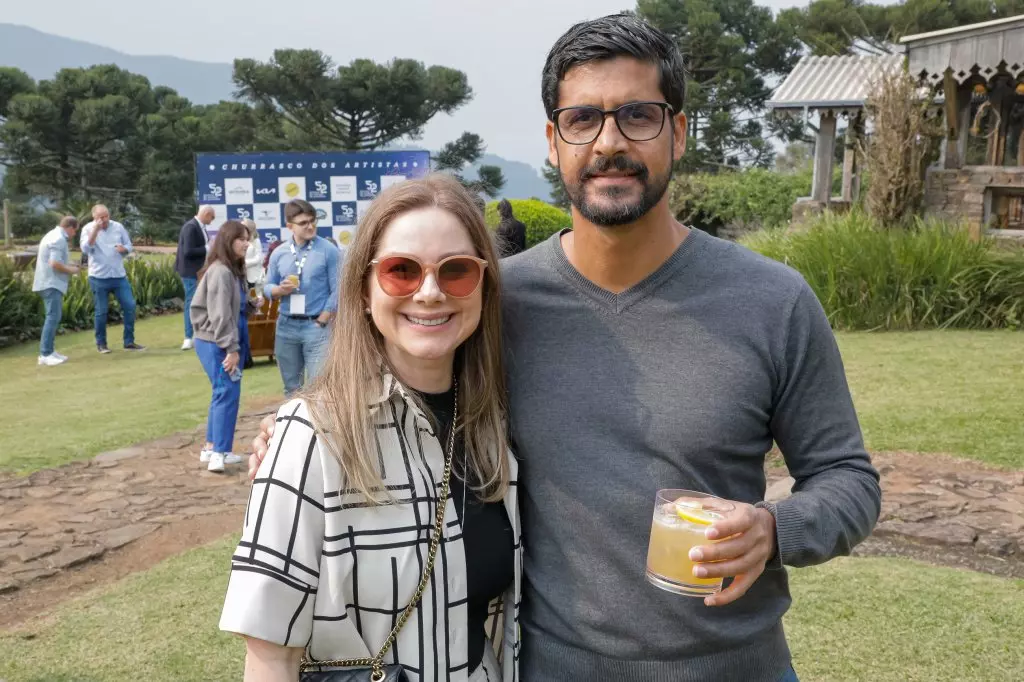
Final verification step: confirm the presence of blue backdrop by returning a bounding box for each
[195,150,431,252]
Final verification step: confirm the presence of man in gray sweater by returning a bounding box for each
[249,13,881,681]
[499,13,881,682]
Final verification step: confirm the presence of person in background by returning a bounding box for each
[263,199,340,397]
[32,216,80,366]
[175,206,216,351]
[241,218,264,369]
[220,174,519,682]
[80,204,145,354]
[189,220,250,473]
[494,199,527,257]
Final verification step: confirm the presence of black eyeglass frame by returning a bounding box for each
[550,101,676,145]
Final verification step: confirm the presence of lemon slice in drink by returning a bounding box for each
[674,502,716,526]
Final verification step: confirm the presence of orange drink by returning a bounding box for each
[645,489,733,596]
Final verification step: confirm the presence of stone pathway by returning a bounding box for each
[0,422,1022,610]
[0,405,272,596]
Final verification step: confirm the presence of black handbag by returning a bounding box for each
[299,382,459,682]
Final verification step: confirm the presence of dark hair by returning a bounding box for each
[497,199,513,220]
[541,12,687,120]
[199,220,247,279]
[285,199,316,223]
[59,216,79,229]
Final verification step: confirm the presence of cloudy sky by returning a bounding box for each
[5,0,805,166]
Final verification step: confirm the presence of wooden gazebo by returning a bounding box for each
[902,14,1024,238]
[766,54,903,221]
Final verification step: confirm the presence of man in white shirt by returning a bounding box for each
[79,204,146,354]
[32,216,81,366]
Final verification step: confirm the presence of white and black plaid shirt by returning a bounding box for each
[219,374,522,681]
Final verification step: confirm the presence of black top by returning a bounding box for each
[174,217,208,278]
[495,218,527,258]
[419,387,514,673]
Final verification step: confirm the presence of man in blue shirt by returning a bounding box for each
[264,199,340,396]
[32,216,81,366]
[80,204,146,354]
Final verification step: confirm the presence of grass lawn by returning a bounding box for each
[0,313,286,473]
[836,331,1024,469]
[3,324,1020,474]
[0,537,1019,682]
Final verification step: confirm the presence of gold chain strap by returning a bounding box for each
[300,380,459,681]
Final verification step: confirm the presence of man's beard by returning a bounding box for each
[560,154,671,227]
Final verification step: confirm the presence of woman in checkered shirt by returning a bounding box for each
[220,174,521,682]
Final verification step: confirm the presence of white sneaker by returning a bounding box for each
[200,448,213,463]
[181,338,194,350]
[37,354,66,366]
[207,452,243,472]
[53,352,68,361]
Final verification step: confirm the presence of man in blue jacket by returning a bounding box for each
[175,206,216,350]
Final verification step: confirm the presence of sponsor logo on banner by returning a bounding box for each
[230,205,254,221]
[310,202,332,225]
[201,182,224,203]
[308,179,330,201]
[254,203,282,229]
[255,187,277,197]
[380,175,406,191]
[332,202,357,225]
[330,176,357,202]
[278,177,307,201]
[358,179,380,200]
[333,226,356,247]
[224,178,254,204]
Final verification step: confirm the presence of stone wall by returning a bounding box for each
[924,167,1024,237]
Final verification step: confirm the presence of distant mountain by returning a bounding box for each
[0,23,551,201]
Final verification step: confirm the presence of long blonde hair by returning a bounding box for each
[302,174,509,503]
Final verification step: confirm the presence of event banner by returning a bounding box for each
[194,150,431,252]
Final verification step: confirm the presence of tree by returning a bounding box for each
[233,50,472,151]
[432,132,506,199]
[781,0,1024,55]
[0,65,157,201]
[542,160,571,210]
[0,68,34,121]
[637,0,803,170]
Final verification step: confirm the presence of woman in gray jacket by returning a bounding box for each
[190,220,251,472]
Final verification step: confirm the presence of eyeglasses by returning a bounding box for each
[369,254,488,299]
[552,101,674,145]
[290,217,316,228]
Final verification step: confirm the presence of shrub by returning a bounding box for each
[669,169,814,237]
[741,211,1024,330]
[484,199,571,248]
[0,254,185,347]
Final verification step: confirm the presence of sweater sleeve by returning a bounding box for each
[206,269,241,354]
[767,282,882,568]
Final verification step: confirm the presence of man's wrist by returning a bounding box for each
[754,501,781,567]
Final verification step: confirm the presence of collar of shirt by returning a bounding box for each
[370,371,435,429]
[195,218,210,243]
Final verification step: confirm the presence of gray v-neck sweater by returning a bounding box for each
[500,227,881,681]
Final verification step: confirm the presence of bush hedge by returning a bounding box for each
[0,255,184,347]
[741,211,1024,330]
[669,169,814,236]
[484,199,571,248]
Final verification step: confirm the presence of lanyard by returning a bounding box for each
[289,239,313,280]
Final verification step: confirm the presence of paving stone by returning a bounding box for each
[63,514,98,524]
[45,545,106,570]
[0,537,22,549]
[127,495,155,506]
[25,487,61,499]
[954,487,994,500]
[895,509,937,523]
[177,506,224,517]
[876,520,978,546]
[93,446,147,464]
[83,490,121,504]
[15,544,59,563]
[0,478,31,489]
[95,523,159,551]
[0,489,23,500]
[95,498,130,511]
[975,536,1017,557]
[0,581,19,594]
[10,567,58,582]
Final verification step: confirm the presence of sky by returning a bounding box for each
[3,0,807,167]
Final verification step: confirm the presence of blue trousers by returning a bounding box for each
[195,338,242,453]
[779,667,800,682]
[38,288,64,356]
[89,276,136,347]
[182,276,198,339]
[274,315,330,397]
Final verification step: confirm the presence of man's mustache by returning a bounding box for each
[580,155,649,181]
